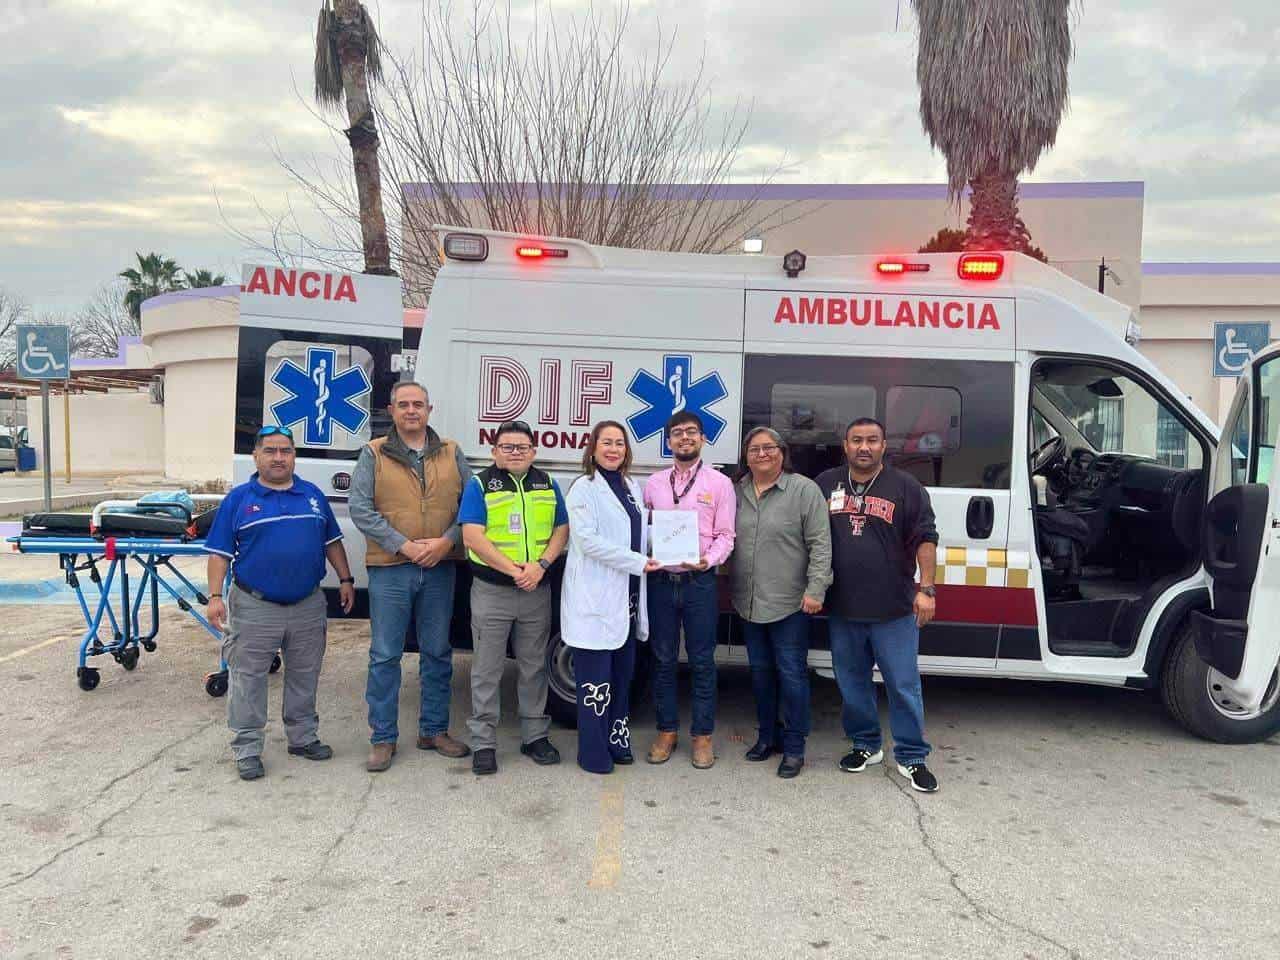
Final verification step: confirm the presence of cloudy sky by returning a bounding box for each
[3,0,1278,314]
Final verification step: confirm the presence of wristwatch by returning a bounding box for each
[918,585,936,598]
[340,577,355,585]
[537,558,551,571]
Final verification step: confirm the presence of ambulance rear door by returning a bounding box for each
[234,265,405,607]
[743,285,1020,670]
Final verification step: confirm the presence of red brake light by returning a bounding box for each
[958,253,1004,280]
[876,259,930,275]
[516,244,568,260]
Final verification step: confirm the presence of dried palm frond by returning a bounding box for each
[314,1,343,107]
[914,0,1073,200]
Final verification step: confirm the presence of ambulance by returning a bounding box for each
[232,232,1280,744]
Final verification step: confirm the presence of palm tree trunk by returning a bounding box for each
[333,0,393,275]
[964,171,1033,254]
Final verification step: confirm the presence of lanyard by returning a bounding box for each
[846,465,882,510]
[670,460,702,505]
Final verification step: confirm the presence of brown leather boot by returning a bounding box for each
[417,732,471,758]
[366,742,396,773]
[646,731,678,764]
[691,735,715,769]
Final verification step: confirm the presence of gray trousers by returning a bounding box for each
[467,577,552,750]
[224,585,328,760]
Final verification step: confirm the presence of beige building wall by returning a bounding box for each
[1138,266,1280,424]
[140,285,240,484]
[25,390,164,475]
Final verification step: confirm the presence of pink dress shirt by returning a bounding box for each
[643,460,736,572]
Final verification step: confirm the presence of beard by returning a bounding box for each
[673,449,699,463]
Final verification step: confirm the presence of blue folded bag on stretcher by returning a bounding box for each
[132,490,196,521]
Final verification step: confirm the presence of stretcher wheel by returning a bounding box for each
[205,672,229,698]
[119,647,139,671]
[77,667,100,692]
[141,640,157,653]
[270,654,282,674]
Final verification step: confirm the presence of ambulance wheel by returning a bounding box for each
[77,667,100,692]
[205,672,229,698]
[1161,621,1280,744]
[119,647,139,671]
[269,654,282,674]
[546,634,578,728]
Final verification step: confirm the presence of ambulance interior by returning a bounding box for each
[1029,359,1209,657]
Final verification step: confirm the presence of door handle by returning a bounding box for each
[966,496,994,539]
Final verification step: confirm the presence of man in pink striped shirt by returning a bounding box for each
[642,412,736,769]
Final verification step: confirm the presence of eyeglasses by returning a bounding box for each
[668,426,702,439]
[496,443,534,454]
[747,444,780,457]
[258,425,294,440]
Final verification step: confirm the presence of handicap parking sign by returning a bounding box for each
[15,324,70,381]
[1214,321,1271,378]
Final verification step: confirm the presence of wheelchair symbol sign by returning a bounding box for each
[15,324,70,381]
[1213,322,1270,378]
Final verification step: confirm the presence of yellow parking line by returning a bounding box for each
[587,783,625,889]
[0,635,67,665]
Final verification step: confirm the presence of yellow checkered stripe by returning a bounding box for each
[935,547,1032,589]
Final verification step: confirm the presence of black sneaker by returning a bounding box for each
[287,741,333,761]
[897,762,939,793]
[520,738,561,766]
[838,748,883,773]
[236,756,265,781]
[473,748,497,775]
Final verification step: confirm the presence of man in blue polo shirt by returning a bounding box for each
[205,425,355,781]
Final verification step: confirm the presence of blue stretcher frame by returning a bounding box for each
[4,536,259,695]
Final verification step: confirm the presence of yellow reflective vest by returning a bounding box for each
[467,466,560,585]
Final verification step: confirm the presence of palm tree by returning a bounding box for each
[119,252,183,321]
[182,269,227,288]
[314,0,394,275]
[913,0,1073,253]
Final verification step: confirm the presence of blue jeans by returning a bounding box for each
[828,613,931,766]
[742,611,811,757]
[647,570,719,736]
[366,562,456,745]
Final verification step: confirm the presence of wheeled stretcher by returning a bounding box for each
[7,496,279,696]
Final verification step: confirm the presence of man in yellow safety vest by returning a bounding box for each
[459,420,570,775]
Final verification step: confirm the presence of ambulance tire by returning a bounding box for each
[544,633,654,730]
[1161,621,1280,744]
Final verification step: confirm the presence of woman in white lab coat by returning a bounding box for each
[562,421,660,773]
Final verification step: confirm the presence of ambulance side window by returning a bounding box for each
[742,355,1014,489]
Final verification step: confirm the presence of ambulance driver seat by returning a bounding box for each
[1033,475,1089,600]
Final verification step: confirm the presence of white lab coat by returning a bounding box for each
[561,471,650,650]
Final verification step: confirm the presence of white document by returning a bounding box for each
[650,510,701,567]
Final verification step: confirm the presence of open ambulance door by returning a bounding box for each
[1193,344,1280,730]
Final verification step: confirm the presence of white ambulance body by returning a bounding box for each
[234,233,1280,744]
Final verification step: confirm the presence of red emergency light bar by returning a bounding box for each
[957,253,1004,280]
[876,259,930,275]
[516,244,569,260]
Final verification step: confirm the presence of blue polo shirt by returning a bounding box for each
[204,474,342,604]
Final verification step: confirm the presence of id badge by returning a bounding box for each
[829,488,846,513]
[508,512,523,535]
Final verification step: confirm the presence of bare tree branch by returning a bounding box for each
[228,0,812,306]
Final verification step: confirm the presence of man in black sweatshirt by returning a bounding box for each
[815,417,940,793]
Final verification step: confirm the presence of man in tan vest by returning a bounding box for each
[350,381,474,772]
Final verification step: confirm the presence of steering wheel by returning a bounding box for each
[1031,434,1065,475]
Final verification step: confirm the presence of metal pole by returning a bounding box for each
[63,386,72,483]
[40,381,52,512]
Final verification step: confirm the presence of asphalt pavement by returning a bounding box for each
[1,601,1278,960]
